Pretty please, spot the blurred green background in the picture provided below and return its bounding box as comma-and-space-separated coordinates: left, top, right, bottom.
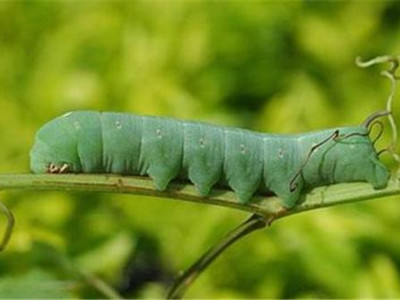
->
1, 0, 400, 298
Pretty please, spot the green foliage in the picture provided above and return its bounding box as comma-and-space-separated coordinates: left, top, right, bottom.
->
0, 0, 400, 298
0, 269, 72, 298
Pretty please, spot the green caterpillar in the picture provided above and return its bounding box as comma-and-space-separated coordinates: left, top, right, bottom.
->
30, 111, 389, 208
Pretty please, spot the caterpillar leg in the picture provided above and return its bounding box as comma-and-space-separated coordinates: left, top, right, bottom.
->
277, 185, 303, 209
149, 172, 173, 191
367, 155, 390, 189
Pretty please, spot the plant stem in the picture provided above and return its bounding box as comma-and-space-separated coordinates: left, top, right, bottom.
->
166, 214, 267, 299
0, 173, 399, 219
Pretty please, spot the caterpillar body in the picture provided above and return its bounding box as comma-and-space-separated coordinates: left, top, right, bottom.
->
30, 111, 389, 208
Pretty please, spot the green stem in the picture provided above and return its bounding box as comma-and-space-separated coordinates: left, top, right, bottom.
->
0, 173, 399, 218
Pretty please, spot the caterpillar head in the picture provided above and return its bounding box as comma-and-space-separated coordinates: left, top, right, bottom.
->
30, 114, 81, 174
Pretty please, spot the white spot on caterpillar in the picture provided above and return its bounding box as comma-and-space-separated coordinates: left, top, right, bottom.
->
240, 144, 246, 154
199, 138, 205, 148
74, 121, 80, 130
115, 120, 122, 129
156, 129, 162, 138
278, 148, 284, 158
